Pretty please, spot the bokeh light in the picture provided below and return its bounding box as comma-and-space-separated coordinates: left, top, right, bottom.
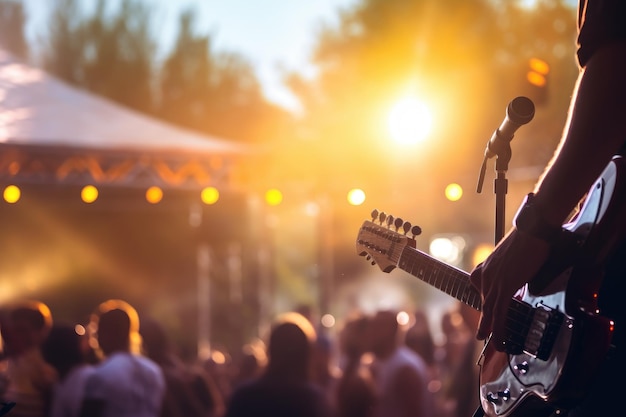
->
3, 185, 21, 203
265, 188, 283, 206
81, 185, 98, 203
320, 314, 336, 328
444, 183, 463, 201
146, 186, 163, 204
347, 188, 366, 206
201, 186, 220, 205
396, 311, 410, 326
429, 235, 466, 266
471, 243, 495, 268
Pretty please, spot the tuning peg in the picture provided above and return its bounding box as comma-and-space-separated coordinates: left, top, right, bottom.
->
386, 215, 394, 228
394, 217, 403, 231
379, 212, 387, 224
402, 221, 412, 235
371, 209, 379, 221
411, 225, 422, 237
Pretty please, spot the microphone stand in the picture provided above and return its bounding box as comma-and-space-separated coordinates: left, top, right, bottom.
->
476, 142, 511, 245
477, 96, 534, 245
473, 97, 532, 417
472, 147, 511, 417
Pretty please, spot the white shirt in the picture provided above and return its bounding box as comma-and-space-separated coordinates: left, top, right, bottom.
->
83, 352, 165, 417
372, 346, 433, 417
50, 365, 96, 417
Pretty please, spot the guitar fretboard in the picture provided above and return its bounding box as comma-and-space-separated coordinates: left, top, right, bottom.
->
398, 246, 482, 311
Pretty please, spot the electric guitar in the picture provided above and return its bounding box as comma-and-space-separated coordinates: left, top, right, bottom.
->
356, 155, 626, 416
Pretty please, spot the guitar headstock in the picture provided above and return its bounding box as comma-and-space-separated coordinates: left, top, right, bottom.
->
356, 209, 422, 272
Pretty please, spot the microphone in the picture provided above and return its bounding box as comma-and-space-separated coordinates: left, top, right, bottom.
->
484, 96, 535, 159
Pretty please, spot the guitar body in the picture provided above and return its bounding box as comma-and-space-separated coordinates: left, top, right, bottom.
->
356, 155, 626, 417
479, 287, 613, 417
479, 155, 626, 416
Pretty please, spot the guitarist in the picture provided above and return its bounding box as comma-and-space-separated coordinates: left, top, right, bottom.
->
469, 1, 626, 416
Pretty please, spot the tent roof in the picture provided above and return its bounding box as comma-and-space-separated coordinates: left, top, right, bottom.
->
0, 49, 244, 155
0, 49, 250, 190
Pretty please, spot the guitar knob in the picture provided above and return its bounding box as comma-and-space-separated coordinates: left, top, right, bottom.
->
486, 392, 499, 403
514, 361, 529, 375
498, 389, 511, 401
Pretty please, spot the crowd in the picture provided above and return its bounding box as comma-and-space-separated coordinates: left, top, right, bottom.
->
0, 298, 482, 417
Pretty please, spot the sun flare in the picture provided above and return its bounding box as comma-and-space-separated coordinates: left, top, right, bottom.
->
387, 97, 433, 145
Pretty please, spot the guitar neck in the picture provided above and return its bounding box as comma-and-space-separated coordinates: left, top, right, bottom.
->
398, 246, 482, 311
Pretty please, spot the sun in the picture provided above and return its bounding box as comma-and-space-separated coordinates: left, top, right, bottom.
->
387, 97, 433, 145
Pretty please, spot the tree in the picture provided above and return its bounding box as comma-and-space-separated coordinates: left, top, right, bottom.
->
41, 0, 86, 83
81, 0, 156, 114
0, 0, 28, 60
157, 9, 294, 144
42, 0, 156, 114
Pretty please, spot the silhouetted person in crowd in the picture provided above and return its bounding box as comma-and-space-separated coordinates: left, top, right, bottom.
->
0, 301, 57, 417
404, 309, 436, 378
140, 316, 224, 417
79, 299, 165, 417
311, 333, 341, 409
231, 340, 266, 390
368, 310, 433, 417
224, 312, 333, 417
335, 315, 377, 417
41, 323, 95, 417
437, 306, 479, 417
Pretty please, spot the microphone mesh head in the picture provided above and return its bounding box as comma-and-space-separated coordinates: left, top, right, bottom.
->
508, 96, 535, 125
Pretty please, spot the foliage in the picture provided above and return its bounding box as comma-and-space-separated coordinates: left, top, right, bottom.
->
42, 0, 155, 114
0, 0, 28, 60
156, 10, 294, 143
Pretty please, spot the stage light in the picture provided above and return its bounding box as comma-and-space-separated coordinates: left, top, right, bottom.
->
81, 185, 98, 203
265, 189, 283, 206
347, 188, 366, 206
3, 185, 20, 203
201, 187, 219, 205
146, 186, 163, 204
445, 183, 463, 201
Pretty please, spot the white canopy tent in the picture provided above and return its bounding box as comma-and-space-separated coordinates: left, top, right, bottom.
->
0, 48, 247, 189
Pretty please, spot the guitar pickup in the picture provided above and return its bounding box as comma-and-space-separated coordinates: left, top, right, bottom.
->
523, 303, 564, 361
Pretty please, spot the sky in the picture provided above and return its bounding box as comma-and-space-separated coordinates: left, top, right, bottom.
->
22, 0, 359, 112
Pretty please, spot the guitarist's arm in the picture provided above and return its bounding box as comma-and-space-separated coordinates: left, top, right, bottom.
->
470, 39, 626, 347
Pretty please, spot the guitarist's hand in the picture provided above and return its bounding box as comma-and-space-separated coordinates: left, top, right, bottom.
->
469, 228, 551, 348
